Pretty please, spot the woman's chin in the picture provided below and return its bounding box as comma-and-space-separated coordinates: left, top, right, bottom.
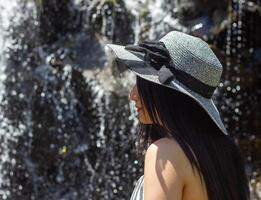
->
138, 117, 152, 124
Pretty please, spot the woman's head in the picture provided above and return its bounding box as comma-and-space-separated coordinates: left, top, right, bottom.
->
108, 31, 228, 135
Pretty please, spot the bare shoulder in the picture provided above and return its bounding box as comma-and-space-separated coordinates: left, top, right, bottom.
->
145, 137, 190, 178
146, 137, 182, 161
148, 137, 179, 149
143, 137, 189, 200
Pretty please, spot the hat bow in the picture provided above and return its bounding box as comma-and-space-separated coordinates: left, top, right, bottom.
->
125, 41, 175, 84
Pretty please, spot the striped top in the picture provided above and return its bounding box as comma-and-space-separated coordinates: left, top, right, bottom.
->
130, 175, 144, 200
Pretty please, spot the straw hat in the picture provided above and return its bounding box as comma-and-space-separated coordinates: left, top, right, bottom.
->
106, 31, 228, 135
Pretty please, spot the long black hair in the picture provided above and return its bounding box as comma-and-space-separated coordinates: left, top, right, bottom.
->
136, 75, 250, 200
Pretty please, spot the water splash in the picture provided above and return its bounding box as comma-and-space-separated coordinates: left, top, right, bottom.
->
125, 0, 171, 40
0, 0, 34, 198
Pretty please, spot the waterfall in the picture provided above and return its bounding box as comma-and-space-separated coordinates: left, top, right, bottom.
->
0, 1, 24, 199
124, 0, 173, 40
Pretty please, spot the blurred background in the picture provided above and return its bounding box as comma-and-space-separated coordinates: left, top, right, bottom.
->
0, 0, 260, 199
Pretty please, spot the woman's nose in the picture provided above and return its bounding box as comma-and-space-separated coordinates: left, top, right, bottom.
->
129, 85, 138, 101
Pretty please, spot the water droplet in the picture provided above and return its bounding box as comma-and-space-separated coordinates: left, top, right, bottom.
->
59, 146, 68, 154
11, 90, 17, 96
113, 189, 118, 193
18, 92, 24, 99
227, 86, 231, 91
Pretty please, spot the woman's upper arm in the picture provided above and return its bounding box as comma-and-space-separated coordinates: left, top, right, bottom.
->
144, 137, 186, 200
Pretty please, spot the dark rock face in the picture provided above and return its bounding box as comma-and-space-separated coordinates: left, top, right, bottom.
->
38, 0, 83, 44
88, 0, 135, 44
0, 0, 260, 199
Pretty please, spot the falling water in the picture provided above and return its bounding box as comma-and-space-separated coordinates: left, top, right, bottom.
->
222, 0, 261, 199
125, 0, 171, 41
0, 0, 142, 199
0, 1, 28, 199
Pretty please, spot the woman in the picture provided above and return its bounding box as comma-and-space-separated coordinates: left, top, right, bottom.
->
106, 31, 250, 200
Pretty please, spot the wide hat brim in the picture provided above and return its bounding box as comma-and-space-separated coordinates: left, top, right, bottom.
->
106, 44, 228, 135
